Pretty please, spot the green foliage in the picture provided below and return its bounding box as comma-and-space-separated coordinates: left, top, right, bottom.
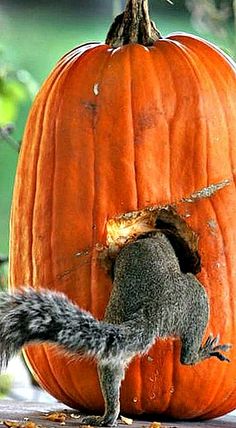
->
0, 372, 12, 398
0, 76, 26, 125
0, 259, 8, 291
0, 50, 39, 256
0, 51, 38, 126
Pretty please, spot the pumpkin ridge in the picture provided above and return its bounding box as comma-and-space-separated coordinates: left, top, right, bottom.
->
152, 40, 178, 122
43, 345, 79, 404
50, 61, 78, 292
203, 378, 236, 419
158, 40, 204, 199
45, 347, 86, 406
203, 59, 232, 188
48, 64, 80, 292
202, 195, 236, 417
206, 196, 234, 417
167, 339, 180, 415
90, 50, 114, 317
140, 356, 146, 414
60, 44, 105, 71
49, 45, 109, 310
32, 56, 79, 289
49, 102, 56, 291
24, 346, 71, 404
210, 64, 236, 192
123, 47, 141, 412
58, 42, 102, 64
164, 42, 181, 205
193, 196, 232, 418
169, 33, 236, 73
149, 45, 172, 202
148, 43, 172, 206
128, 44, 169, 208
169, 41, 232, 196
168, 34, 236, 191
206, 65, 236, 348
27, 65, 84, 403
90, 47, 121, 314
26, 100, 51, 287
9, 59, 67, 289
23, 53, 100, 407
128, 47, 139, 210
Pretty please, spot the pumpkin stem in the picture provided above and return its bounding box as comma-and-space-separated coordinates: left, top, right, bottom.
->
106, 0, 162, 48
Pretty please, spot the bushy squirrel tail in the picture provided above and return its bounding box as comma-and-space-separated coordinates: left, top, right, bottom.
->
0, 289, 139, 369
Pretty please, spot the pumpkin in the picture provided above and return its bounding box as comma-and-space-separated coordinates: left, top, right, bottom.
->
9, 0, 236, 420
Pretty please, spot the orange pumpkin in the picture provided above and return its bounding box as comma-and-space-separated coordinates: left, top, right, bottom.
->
9, 0, 236, 420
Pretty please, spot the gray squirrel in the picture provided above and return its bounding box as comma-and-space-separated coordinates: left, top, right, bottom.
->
0, 231, 231, 426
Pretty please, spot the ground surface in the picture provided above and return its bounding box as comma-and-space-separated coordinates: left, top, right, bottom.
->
0, 401, 235, 428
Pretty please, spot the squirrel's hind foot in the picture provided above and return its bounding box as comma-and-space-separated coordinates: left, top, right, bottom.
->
199, 334, 232, 362
80, 415, 117, 427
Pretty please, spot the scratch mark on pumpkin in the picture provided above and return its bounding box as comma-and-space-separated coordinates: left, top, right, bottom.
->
207, 219, 217, 229
207, 219, 218, 237
82, 100, 97, 112
182, 179, 231, 203
56, 269, 75, 281
75, 248, 90, 257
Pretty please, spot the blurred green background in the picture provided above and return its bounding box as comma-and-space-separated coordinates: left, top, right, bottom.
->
0, 0, 235, 259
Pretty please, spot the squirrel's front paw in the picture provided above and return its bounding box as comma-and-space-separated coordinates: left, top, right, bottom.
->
200, 334, 232, 362
80, 415, 117, 427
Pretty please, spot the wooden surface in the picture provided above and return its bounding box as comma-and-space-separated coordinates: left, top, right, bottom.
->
0, 402, 235, 428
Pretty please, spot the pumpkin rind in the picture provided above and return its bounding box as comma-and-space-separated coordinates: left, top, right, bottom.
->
10, 34, 236, 418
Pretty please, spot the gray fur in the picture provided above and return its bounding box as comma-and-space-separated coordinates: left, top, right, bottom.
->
0, 232, 231, 426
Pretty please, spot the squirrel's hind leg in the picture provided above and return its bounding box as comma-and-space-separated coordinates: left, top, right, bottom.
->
80, 361, 125, 426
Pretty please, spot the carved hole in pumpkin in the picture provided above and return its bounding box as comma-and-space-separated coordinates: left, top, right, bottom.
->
101, 206, 201, 278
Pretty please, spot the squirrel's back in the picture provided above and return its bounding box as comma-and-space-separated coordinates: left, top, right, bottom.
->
105, 233, 182, 324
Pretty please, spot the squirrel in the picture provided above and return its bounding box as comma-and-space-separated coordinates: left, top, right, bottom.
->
0, 231, 231, 426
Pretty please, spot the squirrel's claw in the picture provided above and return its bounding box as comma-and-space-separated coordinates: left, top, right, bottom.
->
200, 334, 232, 363
210, 351, 230, 362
